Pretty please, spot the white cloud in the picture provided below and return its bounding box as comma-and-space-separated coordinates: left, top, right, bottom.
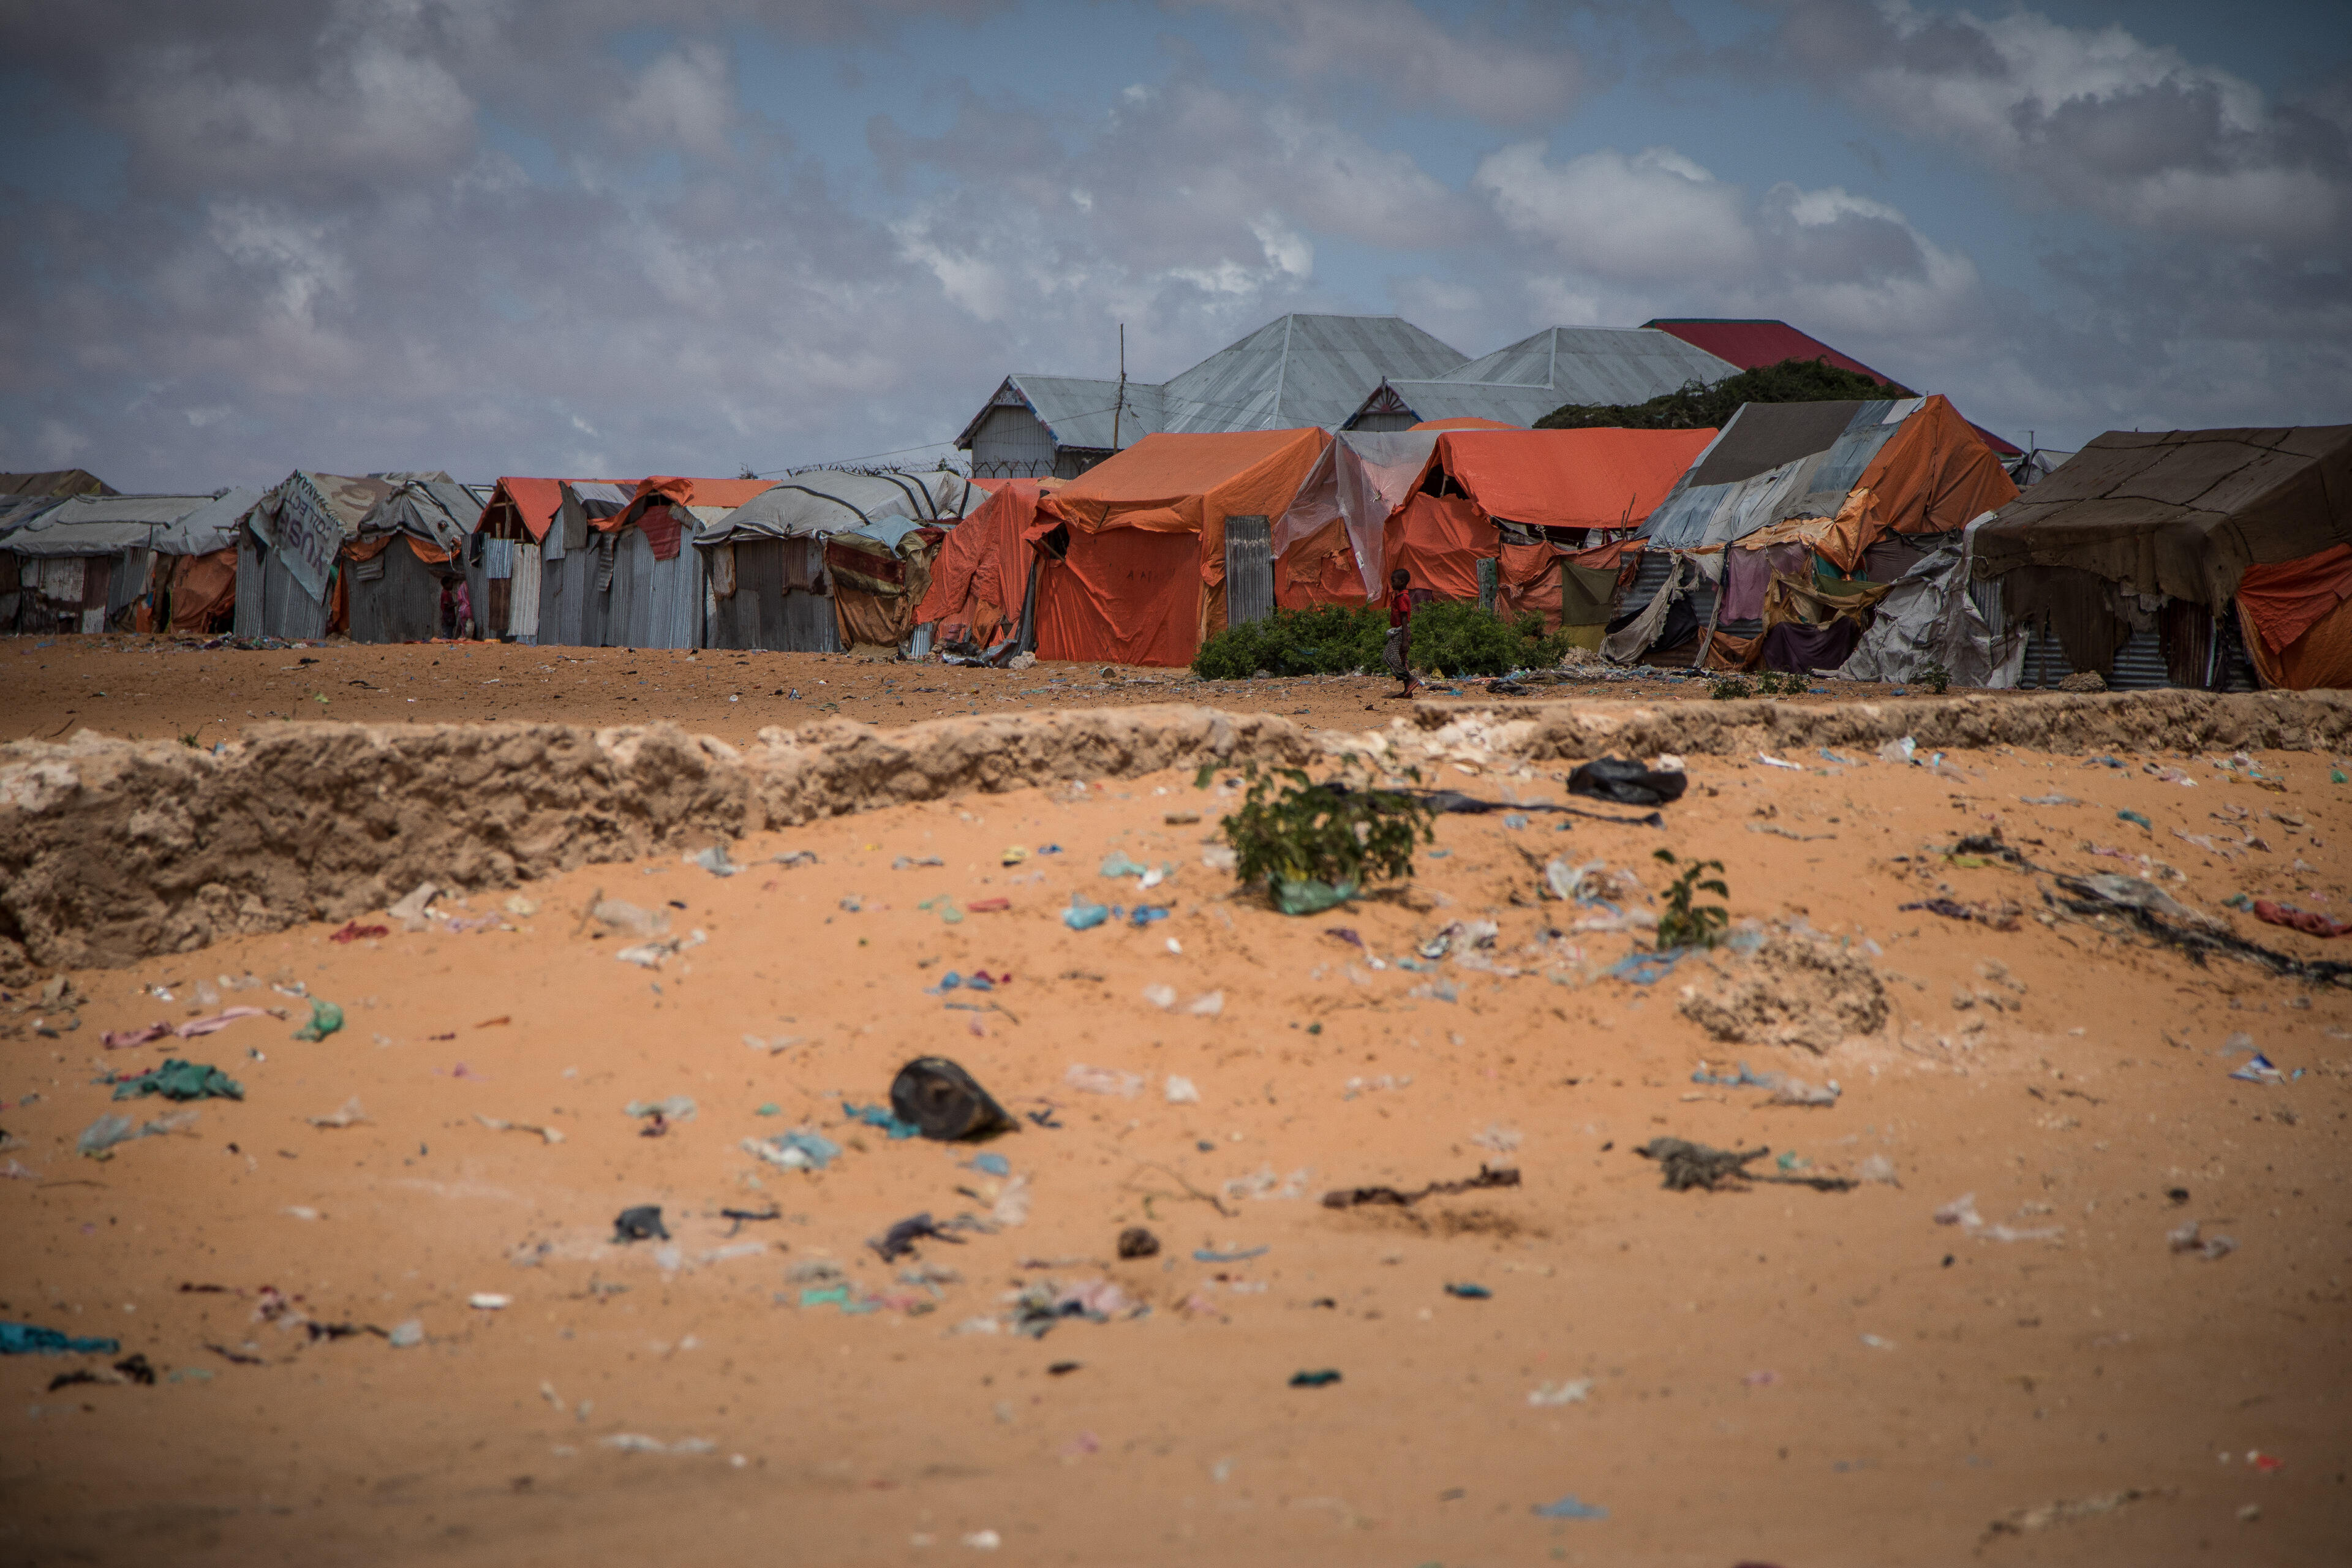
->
1782, 1, 2350, 249
1475, 143, 1760, 281
611, 42, 738, 162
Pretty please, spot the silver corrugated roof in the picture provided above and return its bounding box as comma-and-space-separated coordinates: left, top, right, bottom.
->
968, 376, 1166, 454
1345, 327, 1741, 429
14, 492, 219, 530
153, 488, 265, 555
1161, 314, 1466, 433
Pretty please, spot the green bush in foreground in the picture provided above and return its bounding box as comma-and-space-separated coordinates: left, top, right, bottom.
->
1192, 600, 1575, 680
1218, 763, 1436, 899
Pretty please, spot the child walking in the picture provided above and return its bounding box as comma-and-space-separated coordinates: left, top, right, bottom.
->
1384, 567, 1420, 698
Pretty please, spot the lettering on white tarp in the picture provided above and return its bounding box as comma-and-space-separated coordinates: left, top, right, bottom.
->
275, 484, 341, 603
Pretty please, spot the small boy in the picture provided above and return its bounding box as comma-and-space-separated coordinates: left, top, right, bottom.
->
1383, 567, 1420, 698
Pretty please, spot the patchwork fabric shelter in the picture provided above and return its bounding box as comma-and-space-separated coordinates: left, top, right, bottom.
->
1, 493, 223, 634
1031, 428, 1330, 665
151, 489, 264, 633
702, 470, 975, 652
1972, 424, 2352, 688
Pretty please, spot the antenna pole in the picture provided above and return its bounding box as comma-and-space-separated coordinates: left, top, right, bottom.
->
1112, 323, 1126, 451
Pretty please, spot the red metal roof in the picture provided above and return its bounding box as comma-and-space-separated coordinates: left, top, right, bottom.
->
1641, 319, 2019, 456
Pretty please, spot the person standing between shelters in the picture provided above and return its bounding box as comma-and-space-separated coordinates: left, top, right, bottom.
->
1384, 567, 1420, 698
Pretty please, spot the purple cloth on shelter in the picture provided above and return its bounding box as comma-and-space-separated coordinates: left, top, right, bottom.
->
1758, 617, 1860, 674
1722, 543, 1811, 622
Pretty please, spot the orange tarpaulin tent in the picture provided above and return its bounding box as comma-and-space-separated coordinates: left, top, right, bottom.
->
916, 479, 1057, 647
1382, 428, 1711, 624
1033, 428, 1329, 663
1815, 394, 2019, 571
2238, 543, 2352, 690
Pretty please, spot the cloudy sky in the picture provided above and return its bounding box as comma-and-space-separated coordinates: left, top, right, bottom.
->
2, 0, 2346, 491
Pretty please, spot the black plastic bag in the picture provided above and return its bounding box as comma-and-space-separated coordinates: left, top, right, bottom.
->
1568, 756, 1687, 807
613, 1204, 669, 1242
889, 1056, 1014, 1141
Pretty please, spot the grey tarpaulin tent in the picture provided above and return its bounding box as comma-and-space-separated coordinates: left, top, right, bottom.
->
699, 469, 975, 652
2, 493, 221, 634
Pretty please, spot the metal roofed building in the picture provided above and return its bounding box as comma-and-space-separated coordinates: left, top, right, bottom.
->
1345, 326, 1741, 431
1, 492, 226, 633
958, 313, 1466, 479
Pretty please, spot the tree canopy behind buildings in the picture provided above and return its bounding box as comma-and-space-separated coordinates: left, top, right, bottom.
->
1535, 358, 1912, 431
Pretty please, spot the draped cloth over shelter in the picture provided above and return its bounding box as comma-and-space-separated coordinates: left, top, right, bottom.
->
1811, 394, 2020, 571
1034, 428, 1329, 663
2237, 544, 2352, 690
702, 470, 972, 653
916, 479, 1058, 647
1272, 431, 1437, 607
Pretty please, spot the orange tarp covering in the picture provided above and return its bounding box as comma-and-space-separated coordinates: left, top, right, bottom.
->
487, 478, 569, 543
1036, 428, 1329, 660
1276, 517, 1367, 609
916, 480, 1050, 644
1384, 494, 1490, 603
167, 549, 237, 632
2239, 545, 2352, 690
1421, 428, 1718, 530
1031, 526, 1202, 668
345, 535, 455, 567
601, 476, 778, 530
1817, 394, 2019, 571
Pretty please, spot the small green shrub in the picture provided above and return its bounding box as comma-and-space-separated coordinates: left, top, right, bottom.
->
1218, 764, 1436, 895
1192, 605, 1385, 680
1920, 659, 1951, 695
1652, 848, 1730, 949
1708, 674, 1751, 700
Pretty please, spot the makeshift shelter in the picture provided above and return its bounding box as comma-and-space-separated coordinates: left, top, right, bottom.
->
1610, 395, 2018, 669
1346, 326, 1739, 431
1838, 521, 2026, 688
566, 477, 774, 650
1374, 428, 1716, 642
151, 489, 263, 633
468, 478, 635, 647
1031, 428, 1330, 665
915, 478, 1065, 657
1272, 431, 1439, 609
699, 469, 976, 652
237, 473, 401, 641
1972, 424, 2352, 690
2, 493, 221, 634
0, 497, 60, 628
347, 480, 488, 643
0, 469, 113, 498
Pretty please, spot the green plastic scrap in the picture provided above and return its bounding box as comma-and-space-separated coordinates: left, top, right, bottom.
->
2117, 809, 2152, 831
1273, 878, 1357, 916
2335, 769, 2348, 785
111, 1058, 243, 1102
292, 999, 344, 1041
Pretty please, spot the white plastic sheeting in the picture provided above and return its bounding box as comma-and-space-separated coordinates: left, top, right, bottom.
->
1273, 430, 1439, 600
1836, 522, 2024, 688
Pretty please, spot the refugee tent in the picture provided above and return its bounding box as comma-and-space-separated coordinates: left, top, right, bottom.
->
236, 473, 402, 641
1608, 395, 2017, 671
347, 479, 489, 644
1029, 428, 1330, 666
700, 469, 976, 652
574, 477, 775, 650
0, 497, 61, 628
1271, 431, 1439, 609
470, 477, 635, 646
151, 488, 264, 633
1972, 424, 2351, 690
915, 478, 1066, 658
1371, 427, 1716, 644
1, 493, 222, 634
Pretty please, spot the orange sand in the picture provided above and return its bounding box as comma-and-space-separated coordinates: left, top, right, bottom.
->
3, 703, 2351, 1564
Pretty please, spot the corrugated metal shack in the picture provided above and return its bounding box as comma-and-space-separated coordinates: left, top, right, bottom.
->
568, 477, 775, 650
347, 479, 489, 643
1, 493, 222, 634
236, 472, 400, 641
701, 469, 976, 652
468, 478, 635, 646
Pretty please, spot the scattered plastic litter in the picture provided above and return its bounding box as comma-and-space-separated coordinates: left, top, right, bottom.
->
743, 1127, 840, 1170
1273, 878, 1357, 916
1638, 1137, 1856, 1193
1934, 1193, 2064, 1243
1, 1322, 124, 1355
1288, 1369, 1341, 1388
111, 1059, 243, 1102
1531, 1494, 1607, 1520
387, 1320, 423, 1348
1757, 752, 1801, 770
2250, 900, 2352, 938
1444, 1283, 1491, 1300
1321, 1166, 1518, 1208
1066, 1064, 1144, 1098
1063, 897, 1110, 930
1528, 1379, 1592, 1406
613, 1205, 669, 1242
328, 921, 390, 943
843, 1101, 922, 1139
1877, 736, 1917, 764
600, 1434, 717, 1455
624, 1095, 697, 1125
306, 1096, 367, 1129
1129, 904, 1170, 927
77, 1109, 198, 1158
870, 1212, 962, 1263
2168, 1220, 2237, 1260
469, 1293, 510, 1310
687, 844, 740, 876
2229, 1053, 2286, 1085
1690, 1060, 1841, 1106
1607, 949, 1683, 986
1569, 755, 1686, 806
1164, 1075, 1201, 1104
1099, 852, 1149, 878
1194, 1246, 1268, 1264
2118, 809, 2152, 831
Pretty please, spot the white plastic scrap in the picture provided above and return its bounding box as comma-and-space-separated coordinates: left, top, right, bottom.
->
1065, 1064, 1143, 1098
1186, 990, 1226, 1018
1141, 984, 1177, 1010
387, 883, 438, 922
1528, 1379, 1593, 1406
600, 1434, 717, 1455
469, 1292, 512, 1310
1164, 1076, 1202, 1105
1932, 1193, 2063, 1244
1222, 1165, 1311, 1201
2168, 1219, 2238, 1260
686, 844, 741, 877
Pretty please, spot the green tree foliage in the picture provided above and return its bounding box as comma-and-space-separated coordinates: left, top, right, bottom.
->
1536, 358, 1910, 432
1652, 848, 1730, 949
1191, 601, 1577, 680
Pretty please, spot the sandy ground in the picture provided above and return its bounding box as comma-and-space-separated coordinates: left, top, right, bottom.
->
2, 633, 1970, 751
3, 708, 2351, 1567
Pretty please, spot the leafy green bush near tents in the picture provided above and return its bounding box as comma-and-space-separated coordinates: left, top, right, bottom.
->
1191, 600, 1577, 680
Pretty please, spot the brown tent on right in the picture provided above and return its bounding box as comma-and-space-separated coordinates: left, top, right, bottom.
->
1971, 425, 2352, 690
